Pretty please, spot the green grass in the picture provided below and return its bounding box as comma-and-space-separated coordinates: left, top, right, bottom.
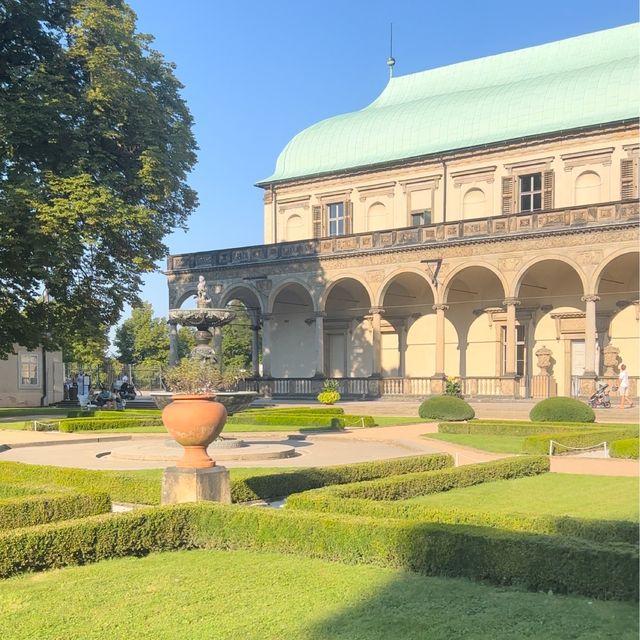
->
0, 549, 635, 640
0, 408, 68, 417
369, 416, 420, 427
425, 432, 526, 453
405, 473, 640, 521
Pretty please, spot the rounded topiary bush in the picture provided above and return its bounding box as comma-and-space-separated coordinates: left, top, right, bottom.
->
529, 397, 595, 423
419, 396, 475, 421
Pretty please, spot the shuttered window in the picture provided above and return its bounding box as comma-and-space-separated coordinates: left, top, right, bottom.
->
344, 201, 353, 234
327, 202, 345, 236
621, 158, 638, 200
312, 205, 323, 238
542, 170, 554, 210
501, 176, 516, 214
519, 173, 542, 212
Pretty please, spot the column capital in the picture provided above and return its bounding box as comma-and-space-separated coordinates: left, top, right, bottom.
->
581, 294, 600, 303
314, 311, 327, 318
502, 298, 521, 307
432, 303, 449, 312
261, 313, 273, 321
368, 306, 385, 315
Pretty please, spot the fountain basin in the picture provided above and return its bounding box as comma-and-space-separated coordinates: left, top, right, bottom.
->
168, 308, 235, 328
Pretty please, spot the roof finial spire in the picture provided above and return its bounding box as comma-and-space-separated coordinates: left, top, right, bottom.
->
387, 22, 396, 78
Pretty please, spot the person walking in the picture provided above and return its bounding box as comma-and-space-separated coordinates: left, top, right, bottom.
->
618, 364, 633, 409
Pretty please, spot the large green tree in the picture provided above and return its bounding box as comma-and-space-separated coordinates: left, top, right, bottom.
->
0, 0, 197, 357
114, 301, 193, 367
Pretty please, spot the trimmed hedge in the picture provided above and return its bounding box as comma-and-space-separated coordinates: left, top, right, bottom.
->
530, 397, 595, 423
523, 428, 639, 455
326, 456, 549, 502
0, 491, 111, 530
230, 454, 452, 502
0, 504, 636, 600
419, 396, 475, 421
59, 417, 164, 432
240, 407, 345, 416
286, 493, 639, 545
438, 421, 604, 436
226, 414, 375, 428
610, 438, 640, 459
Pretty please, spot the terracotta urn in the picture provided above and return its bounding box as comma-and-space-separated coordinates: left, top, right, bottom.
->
161, 395, 227, 469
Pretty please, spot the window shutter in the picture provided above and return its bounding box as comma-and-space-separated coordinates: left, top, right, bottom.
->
501, 176, 516, 214
621, 158, 638, 200
312, 205, 322, 238
542, 170, 554, 210
344, 201, 353, 235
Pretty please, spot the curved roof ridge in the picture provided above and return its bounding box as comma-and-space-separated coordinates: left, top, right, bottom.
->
259, 23, 640, 185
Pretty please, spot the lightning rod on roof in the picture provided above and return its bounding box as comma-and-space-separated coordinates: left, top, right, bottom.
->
387, 23, 396, 78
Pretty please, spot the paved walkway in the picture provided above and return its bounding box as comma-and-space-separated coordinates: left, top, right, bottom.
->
0, 420, 637, 476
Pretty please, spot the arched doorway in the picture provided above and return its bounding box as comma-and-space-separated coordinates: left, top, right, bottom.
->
515, 259, 585, 396
323, 278, 373, 377
380, 272, 435, 378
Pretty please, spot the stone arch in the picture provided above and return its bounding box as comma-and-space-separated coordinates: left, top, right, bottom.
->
377, 267, 437, 308
512, 256, 588, 299
574, 170, 602, 206
593, 248, 640, 294
175, 289, 198, 309
268, 278, 316, 314
462, 187, 486, 219
320, 275, 374, 312
442, 261, 508, 305
220, 283, 265, 314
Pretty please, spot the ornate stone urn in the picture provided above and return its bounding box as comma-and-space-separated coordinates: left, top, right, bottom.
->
535, 345, 553, 375
161, 394, 227, 469
602, 344, 620, 376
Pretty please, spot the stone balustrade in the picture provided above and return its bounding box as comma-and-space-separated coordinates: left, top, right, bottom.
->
167, 201, 638, 272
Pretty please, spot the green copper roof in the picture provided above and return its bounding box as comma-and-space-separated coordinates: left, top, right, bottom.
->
259, 24, 640, 185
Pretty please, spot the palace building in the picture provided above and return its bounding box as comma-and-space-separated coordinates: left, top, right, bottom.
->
167, 24, 640, 400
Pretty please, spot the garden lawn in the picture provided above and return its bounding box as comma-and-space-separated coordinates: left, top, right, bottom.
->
425, 432, 526, 453
0, 549, 635, 640
405, 473, 639, 521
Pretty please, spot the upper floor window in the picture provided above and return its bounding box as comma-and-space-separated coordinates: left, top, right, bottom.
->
519, 173, 542, 212
19, 352, 39, 387
327, 202, 345, 236
410, 210, 431, 226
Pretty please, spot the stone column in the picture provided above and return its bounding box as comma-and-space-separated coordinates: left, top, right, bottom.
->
168, 321, 179, 366
261, 313, 273, 378
581, 294, 600, 378
398, 322, 408, 378
369, 307, 384, 378
314, 312, 326, 378
503, 298, 521, 376
250, 324, 261, 377
432, 304, 448, 378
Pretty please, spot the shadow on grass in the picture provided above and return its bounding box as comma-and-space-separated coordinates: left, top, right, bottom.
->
302, 571, 639, 640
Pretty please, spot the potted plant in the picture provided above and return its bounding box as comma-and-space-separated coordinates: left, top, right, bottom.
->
317, 378, 341, 405
161, 359, 236, 469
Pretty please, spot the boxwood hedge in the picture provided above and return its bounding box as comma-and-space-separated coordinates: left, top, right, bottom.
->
419, 396, 475, 421
226, 414, 375, 428
286, 493, 638, 545
325, 456, 549, 501
59, 417, 164, 432
0, 504, 635, 600
0, 491, 111, 530
610, 438, 640, 459
530, 397, 596, 423
438, 421, 604, 436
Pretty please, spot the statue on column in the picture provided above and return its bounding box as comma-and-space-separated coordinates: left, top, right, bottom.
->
196, 275, 212, 308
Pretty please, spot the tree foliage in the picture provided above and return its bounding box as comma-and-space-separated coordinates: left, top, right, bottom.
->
0, 0, 197, 357
222, 301, 254, 371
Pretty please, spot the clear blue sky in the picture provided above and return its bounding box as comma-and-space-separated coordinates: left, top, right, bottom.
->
125, 0, 638, 322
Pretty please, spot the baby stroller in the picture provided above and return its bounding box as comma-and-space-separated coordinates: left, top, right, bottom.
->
588, 383, 612, 408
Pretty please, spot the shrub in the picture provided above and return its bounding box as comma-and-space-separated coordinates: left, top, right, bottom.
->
286, 493, 639, 545
0, 504, 635, 600
529, 397, 595, 423
0, 491, 111, 530
419, 396, 475, 421
241, 407, 345, 416
523, 428, 639, 455
66, 409, 96, 418
317, 379, 341, 405
328, 456, 549, 501
444, 376, 462, 397
226, 414, 375, 429
59, 417, 164, 432
610, 438, 639, 459
230, 453, 452, 502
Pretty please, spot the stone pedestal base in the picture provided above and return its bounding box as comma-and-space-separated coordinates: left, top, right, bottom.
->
579, 375, 598, 398
161, 465, 231, 505
531, 375, 557, 399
